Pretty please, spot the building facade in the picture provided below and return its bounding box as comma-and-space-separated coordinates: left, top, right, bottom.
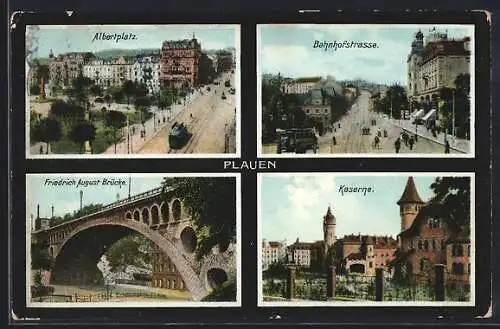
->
131, 55, 161, 94
160, 36, 202, 89
262, 239, 287, 270
49, 51, 95, 87
397, 176, 471, 284
407, 28, 471, 104
282, 77, 322, 95
151, 245, 187, 290
215, 50, 234, 73
335, 234, 398, 276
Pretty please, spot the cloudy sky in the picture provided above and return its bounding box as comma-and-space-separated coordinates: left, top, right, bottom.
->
26, 174, 168, 222
258, 24, 473, 85
27, 24, 238, 59
260, 174, 442, 243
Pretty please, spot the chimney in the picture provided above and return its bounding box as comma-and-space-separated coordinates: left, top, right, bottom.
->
51, 205, 54, 218
37, 204, 40, 219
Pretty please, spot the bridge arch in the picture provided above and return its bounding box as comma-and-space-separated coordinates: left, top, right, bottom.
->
160, 202, 169, 223
172, 199, 182, 221
51, 217, 207, 300
150, 204, 160, 225
141, 207, 150, 225
125, 211, 132, 220
133, 209, 140, 221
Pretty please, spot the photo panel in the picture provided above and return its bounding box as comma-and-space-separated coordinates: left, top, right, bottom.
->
257, 24, 475, 158
25, 24, 241, 158
258, 172, 475, 307
25, 173, 241, 307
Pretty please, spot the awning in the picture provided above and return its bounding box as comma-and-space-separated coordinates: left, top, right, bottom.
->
422, 109, 436, 121
411, 109, 425, 119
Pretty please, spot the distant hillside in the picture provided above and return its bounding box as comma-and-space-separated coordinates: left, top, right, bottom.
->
31, 47, 231, 64
94, 48, 160, 59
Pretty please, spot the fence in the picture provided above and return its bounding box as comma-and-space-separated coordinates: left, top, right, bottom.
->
262, 264, 470, 302
36, 291, 171, 302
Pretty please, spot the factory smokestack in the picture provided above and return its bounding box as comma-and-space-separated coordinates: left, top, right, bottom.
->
51, 205, 54, 218
80, 190, 83, 211
37, 204, 40, 219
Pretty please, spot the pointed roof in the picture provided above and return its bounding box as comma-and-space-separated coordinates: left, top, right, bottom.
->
397, 176, 424, 205
323, 205, 336, 225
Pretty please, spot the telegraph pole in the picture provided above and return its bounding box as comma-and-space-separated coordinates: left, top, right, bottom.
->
79, 190, 83, 212
452, 88, 456, 143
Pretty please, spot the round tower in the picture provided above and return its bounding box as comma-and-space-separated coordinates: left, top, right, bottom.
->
323, 205, 336, 250
397, 176, 425, 231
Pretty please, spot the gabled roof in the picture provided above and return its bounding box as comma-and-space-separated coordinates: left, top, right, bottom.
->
397, 177, 424, 205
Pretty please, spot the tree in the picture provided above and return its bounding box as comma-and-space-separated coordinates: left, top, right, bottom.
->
90, 84, 103, 97
157, 89, 173, 111
66, 75, 94, 106
31, 117, 62, 154
34, 61, 49, 99
122, 80, 136, 106
105, 235, 153, 270
104, 110, 127, 154
453, 74, 471, 138
30, 84, 41, 95
112, 90, 124, 104
429, 176, 470, 234
69, 121, 97, 153
49, 100, 85, 126
161, 177, 236, 260
134, 96, 151, 122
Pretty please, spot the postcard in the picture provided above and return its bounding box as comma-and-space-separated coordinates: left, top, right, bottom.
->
258, 172, 474, 306
26, 24, 241, 158
26, 173, 241, 307
257, 24, 475, 157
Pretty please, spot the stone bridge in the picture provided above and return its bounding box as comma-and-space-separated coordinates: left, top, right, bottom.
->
31, 186, 237, 301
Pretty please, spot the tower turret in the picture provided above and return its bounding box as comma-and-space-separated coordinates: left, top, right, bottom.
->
323, 205, 336, 252
397, 177, 425, 230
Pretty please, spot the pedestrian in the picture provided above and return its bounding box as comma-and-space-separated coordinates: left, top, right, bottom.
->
374, 135, 380, 149
163, 116, 166, 123
338, 123, 341, 128
39, 144, 43, 154
408, 136, 414, 150
445, 140, 450, 154
395, 138, 401, 154
414, 134, 418, 142
384, 129, 388, 138
332, 136, 337, 146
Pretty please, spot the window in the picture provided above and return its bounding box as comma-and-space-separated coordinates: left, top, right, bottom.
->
418, 240, 423, 250
452, 263, 464, 274
432, 240, 436, 250
369, 262, 373, 268
424, 240, 429, 251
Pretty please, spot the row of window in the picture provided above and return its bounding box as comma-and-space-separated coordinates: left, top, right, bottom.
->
411, 238, 444, 251
451, 262, 470, 274
153, 278, 184, 290
305, 108, 329, 115
451, 244, 471, 257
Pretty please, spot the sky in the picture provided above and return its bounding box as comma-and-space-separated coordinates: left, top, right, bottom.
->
259, 24, 473, 85
27, 174, 166, 221
260, 174, 443, 243
26, 24, 238, 59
